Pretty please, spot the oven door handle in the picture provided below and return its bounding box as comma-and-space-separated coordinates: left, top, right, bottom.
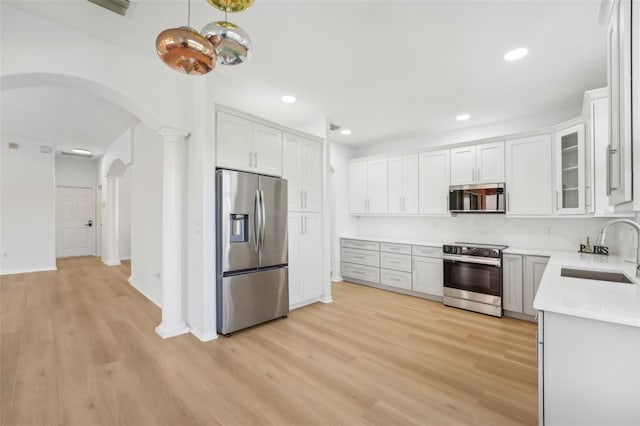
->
443, 254, 501, 267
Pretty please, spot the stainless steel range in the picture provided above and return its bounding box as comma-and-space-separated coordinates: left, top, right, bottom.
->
442, 242, 508, 317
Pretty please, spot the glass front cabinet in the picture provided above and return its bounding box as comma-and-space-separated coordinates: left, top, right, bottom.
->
555, 123, 586, 214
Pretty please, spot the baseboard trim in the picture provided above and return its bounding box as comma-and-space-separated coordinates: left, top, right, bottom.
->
290, 297, 322, 310
331, 275, 344, 282
320, 296, 333, 303
190, 327, 219, 342
0, 266, 57, 276
102, 258, 121, 266
119, 257, 131, 261
128, 277, 161, 308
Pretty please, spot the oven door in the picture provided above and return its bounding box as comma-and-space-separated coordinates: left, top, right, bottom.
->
443, 256, 502, 297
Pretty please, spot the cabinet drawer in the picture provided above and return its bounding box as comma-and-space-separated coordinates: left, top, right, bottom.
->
341, 248, 380, 267
412, 245, 443, 258
341, 239, 379, 251
341, 262, 380, 284
380, 242, 411, 255
380, 252, 411, 272
380, 269, 412, 290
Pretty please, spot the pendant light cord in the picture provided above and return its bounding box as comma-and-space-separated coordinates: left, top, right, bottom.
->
187, 0, 191, 28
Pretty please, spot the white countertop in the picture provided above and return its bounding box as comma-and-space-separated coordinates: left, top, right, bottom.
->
533, 251, 640, 328
340, 235, 446, 247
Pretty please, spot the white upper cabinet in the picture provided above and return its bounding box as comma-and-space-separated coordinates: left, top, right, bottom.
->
216, 111, 282, 176
450, 146, 475, 185
450, 141, 504, 185
388, 154, 419, 214
282, 133, 322, 212
252, 124, 283, 176
349, 158, 388, 214
505, 135, 553, 215
216, 112, 253, 172
554, 124, 586, 214
606, 0, 633, 206
418, 149, 450, 215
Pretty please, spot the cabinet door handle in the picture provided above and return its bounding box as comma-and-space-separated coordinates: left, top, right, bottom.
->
477, 167, 481, 182
472, 168, 475, 182
300, 190, 304, 209
607, 144, 619, 193
304, 216, 308, 234
253, 152, 258, 168
304, 191, 308, 209
300, 216, 304, 234
249, 151, 253, 167
556, 190, 560, 210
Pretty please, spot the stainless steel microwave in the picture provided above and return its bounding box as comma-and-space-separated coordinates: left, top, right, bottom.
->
449, 183, 505, 213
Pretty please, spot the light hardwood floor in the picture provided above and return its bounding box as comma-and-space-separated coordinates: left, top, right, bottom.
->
1, 256, 537, 425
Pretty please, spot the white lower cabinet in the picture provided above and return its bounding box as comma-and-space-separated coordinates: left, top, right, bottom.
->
380, 269, 412, 290
411, 245, 443, 297
502, 253, 548, 319
341, 238, 444, 298
540, 311, 640, 426
288, 213, 322, 307
523, 256, 549, 316
502, 254, 523, 313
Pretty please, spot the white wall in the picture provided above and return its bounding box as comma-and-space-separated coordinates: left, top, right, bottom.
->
330, 141, 358, 280
118, 165, 131, 260
0, 136, 56, 274
354, 107, 578, 158
129, 123, 163, 306
1, 3, 188, 131
55, 157, 98, 188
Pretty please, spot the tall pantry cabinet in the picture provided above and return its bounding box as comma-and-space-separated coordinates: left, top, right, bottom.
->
282, 133, 324, 308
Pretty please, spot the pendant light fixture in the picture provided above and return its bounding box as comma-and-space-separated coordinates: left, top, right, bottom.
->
156, 0, 216, 75
202, 0, 253, 66
201, 19, 252, 65
205, 0, 253, 13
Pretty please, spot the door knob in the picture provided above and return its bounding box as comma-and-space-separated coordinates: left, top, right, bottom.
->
85, 220, 93, 227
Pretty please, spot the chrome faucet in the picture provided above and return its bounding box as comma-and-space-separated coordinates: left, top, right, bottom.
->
595, 218, 640, 278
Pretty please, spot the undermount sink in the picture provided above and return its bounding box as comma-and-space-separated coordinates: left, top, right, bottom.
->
561, 267, 634, 284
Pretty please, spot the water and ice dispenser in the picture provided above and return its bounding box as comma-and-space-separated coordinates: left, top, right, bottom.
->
230, 214, 248, 242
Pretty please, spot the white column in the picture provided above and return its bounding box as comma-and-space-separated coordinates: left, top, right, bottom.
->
102, 176, 121, 266
156, 128, 190, 339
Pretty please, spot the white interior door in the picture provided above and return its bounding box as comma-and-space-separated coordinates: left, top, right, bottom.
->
57, 187, 95, 257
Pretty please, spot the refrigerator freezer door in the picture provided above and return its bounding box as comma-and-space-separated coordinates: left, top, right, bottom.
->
218, 267, 289, 335
217, 169, 260, 273
259, 175, 288, 268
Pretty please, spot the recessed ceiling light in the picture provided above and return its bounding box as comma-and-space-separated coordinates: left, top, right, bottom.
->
456, 114, 470, 121
71, 148, 92, 155
281, 95, 296, 104
340, 129, 352, 135
504, 47, 529, 61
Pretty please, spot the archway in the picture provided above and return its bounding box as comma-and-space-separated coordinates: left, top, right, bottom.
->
1, 72, 192, 339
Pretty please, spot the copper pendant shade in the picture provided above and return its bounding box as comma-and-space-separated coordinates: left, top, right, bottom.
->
156, 27, 216, 75
206, 0, 253, 13
201, 21, 252, 65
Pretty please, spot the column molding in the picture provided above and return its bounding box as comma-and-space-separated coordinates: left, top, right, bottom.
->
155, 127, 191, 339
102, 176, 121, 267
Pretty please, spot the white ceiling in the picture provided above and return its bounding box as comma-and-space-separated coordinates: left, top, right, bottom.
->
2, 0, 606, 152
1, 86, 139, 157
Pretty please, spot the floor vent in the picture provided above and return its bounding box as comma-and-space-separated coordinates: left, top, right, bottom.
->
8, 142, 19, 150
87, 0, 130, 16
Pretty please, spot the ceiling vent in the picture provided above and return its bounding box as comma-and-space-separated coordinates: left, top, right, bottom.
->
8, 142, 19, 150
329, 123, 341, 131
61, 151, 94, 159
87, 0, 130, 16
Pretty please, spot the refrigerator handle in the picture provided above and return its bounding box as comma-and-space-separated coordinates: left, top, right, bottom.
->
253, 189, 260, 252
259, 189, 266, 252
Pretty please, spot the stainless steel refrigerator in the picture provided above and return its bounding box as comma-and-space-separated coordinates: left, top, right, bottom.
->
216, 169, 289, 335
